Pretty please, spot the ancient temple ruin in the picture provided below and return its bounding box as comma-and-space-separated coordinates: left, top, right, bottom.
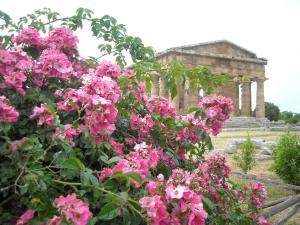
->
151, 40, 268, 126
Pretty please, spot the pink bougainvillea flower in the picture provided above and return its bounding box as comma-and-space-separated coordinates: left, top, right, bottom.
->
12, 28, 44, 47
47, 216, 62, 225
139, 195, 170, 224
30, 104, 54, 128
37, 49, 73, 80
45, 27, 78, 52
146, 97, 177, 118
96, 60, 121, 78
0, 95, 19, 123
257, 216, 272, 225
0, 49, 32, 95
10, 137, 27, 152
99, 142, 160, 183
54, 193, 92, 225
16, 209, 35, 225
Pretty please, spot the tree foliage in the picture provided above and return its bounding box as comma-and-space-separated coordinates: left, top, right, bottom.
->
233, 135, 257, 174
280, 111, 300, 124
272, 133, 300, 185
265, 102, 280, 121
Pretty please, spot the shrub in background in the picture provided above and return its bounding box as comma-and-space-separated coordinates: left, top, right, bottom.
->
265, 102, 280, 121
280, 111, 300, 124
272, 133, 300, 185
233, 135, 257, 174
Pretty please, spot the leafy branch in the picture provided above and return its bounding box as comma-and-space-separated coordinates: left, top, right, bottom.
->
0, 8, 154, 66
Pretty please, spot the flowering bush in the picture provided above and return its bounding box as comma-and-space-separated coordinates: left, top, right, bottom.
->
0, 8, 271, 225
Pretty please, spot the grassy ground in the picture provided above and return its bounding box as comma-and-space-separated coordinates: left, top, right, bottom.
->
211, 130, 300, 225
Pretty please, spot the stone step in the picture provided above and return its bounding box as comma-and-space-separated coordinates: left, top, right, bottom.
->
224, 117, 270, 128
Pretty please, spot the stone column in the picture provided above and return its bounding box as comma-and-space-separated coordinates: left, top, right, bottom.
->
234, 83, 241, 116
151, 74, 159, 97
178, 81, 185, 114
256, 78, 265, 118
188, 88, 199, 108
159, 77, 168, 99
183, 81, 190, 114
241, 82, 251, 117
171, 80, 182, 114
233, 83, 240, 116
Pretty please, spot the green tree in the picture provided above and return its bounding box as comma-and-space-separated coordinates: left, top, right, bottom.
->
272, 133, 300, 185
233, 135, 257, 174
264, 102, 280, 121
280, 111, 299, 124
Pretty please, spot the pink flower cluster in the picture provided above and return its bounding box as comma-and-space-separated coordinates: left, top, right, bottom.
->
96, 60, 121, 78
244, 182, 267, 208
99, 142, 159, 183
198, 95, 234, 135
138, 152, 244, 225
257, 216, 272, 225
140, 168, 208, 225
139, 195, 170, 225
16, 209, 34, 225
0, 49, 32, 95
0, 95, 19, 123
53, 193, 92, 225
45, 27, 78, 52
47, 216, 62, 225
176, 114, 206, 144
10, 137, 27, 152
36, 49, 73, 80
13, 27, 78, 53
57, 71, 121, 142
145, 97, 177, 118
30, 104, 54, 128
12, 28, 44, 47
130, 113, 154, 139
53, 124, 81, 146
109, 139, 124, 156
205, 152, 231, 188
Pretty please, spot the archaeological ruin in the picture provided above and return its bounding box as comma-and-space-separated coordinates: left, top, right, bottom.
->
151, 40, 269, 127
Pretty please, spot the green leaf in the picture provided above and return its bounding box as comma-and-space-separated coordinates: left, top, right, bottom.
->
100, 155, 109, 164
98, 203, 120, 220
89, 174, 99, 186
125, 172, 143, 185
203, 197, 216, 211
107, 156, 120, 164
188, 107, 199, 114
61, 157, 85, 171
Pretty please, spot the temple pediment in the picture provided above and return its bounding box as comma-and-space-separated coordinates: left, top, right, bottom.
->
167, 40, 259, 59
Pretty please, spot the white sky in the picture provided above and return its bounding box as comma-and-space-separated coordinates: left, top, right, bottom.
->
2, 0, 300, 112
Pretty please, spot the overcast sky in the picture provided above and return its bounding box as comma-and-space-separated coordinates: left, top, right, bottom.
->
2, 0, 300, 112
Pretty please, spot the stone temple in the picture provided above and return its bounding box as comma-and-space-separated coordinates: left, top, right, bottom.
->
151, 40, 269, 127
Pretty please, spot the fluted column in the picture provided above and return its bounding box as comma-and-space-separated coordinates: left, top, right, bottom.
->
151, 74, 159, 97
183, 81, 200, 114
233, 83, 240, 116
183, 81, 190, 114
159, 77, 168, 99
241, 82, 251, 117
178, 81, 185, 114
188, 88, 200, 108
256, 78, 265, 118
171, 80, 182, 114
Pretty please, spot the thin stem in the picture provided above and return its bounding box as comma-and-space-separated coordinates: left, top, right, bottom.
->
0, 195, 14, 207
0, 184, 14, 192
32, 142, 57, 164
14, 158, 29, 193
53, 179, 139, 204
